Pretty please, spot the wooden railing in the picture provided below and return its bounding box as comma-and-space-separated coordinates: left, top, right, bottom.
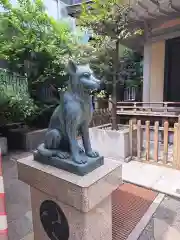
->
129, 119, 180, 169
117, 102, 180, 117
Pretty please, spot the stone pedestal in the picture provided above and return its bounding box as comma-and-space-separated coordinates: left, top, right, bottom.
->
17, 156, 122, 240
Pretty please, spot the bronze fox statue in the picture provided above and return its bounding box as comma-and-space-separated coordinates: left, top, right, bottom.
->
37, 60, 102, 164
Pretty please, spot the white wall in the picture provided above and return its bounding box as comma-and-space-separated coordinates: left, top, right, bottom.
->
142, 41, 165, 102
142, 43, 151, 102
150, 41, 165, 102
44, 0, 59, 19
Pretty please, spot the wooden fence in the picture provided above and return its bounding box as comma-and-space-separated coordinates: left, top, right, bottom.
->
0, 68, 28, 94
129, 119, 180, 169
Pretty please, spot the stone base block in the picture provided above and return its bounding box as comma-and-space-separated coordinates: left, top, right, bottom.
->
17, 156, 122, 240
31, 187, 112, 240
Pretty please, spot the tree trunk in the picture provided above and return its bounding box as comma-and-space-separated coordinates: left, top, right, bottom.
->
111, 40, 119, 130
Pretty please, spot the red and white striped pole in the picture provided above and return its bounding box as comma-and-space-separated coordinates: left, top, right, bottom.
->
0, 149, 8, 239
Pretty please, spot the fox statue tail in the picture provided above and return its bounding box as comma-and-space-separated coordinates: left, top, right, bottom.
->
36, 143, 58, 157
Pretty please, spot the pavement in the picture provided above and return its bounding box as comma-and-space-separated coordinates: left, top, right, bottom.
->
139, 196, 180, 240
122, 160, 180, 198
3, 151, 180, 239
2, 152, 33, 240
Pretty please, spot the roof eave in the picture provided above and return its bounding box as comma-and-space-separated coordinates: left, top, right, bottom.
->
67, 0, 92, 17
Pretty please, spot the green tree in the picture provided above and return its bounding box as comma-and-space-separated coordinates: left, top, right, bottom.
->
0, 83, 38, 124
0, 0, 93, 126
121, 48, 143, 87
0, 0, 88, 98
79, 0, 142, 129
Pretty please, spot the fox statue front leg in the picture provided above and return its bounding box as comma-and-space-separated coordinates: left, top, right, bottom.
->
66, 123, 87, 164
81, 123, 99, 158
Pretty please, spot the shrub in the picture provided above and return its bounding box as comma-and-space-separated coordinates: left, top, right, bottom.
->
0, 84, 38, 124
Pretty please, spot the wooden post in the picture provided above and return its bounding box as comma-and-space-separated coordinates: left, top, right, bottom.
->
132, 119, 137, 156
137, 120, 141, 159
163, 121, 169, 165
108, 96, 112, 111
129, 120, 133, 159
161, 118, 167, 144
173, 123, 178, 168
178, 118, 180, 169
164, 102, 168, 113
154, 121, 159, 162
178, 115, 180, 123
174, 122, 180, 169
145, 121, 150, 161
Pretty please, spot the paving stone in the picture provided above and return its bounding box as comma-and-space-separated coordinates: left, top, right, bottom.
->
123, 161, 163, 188
25, 211, 32, 223
138, 219, 155, 240
2, 158, 18, 181
6, 202, 29, 223
138, 196, 180, 240
20, 232, 34, 240
8, 215, 33, 240
5, 179, 31, 206
2, 152, 33, 240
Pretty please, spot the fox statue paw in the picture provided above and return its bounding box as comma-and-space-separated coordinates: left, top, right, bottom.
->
56, 152, 70, 159
72, 155, 87, 164
86, 150, 99, 158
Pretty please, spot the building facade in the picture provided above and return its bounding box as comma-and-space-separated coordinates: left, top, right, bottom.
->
68, 0, 180, 103
126, 0, 180, 103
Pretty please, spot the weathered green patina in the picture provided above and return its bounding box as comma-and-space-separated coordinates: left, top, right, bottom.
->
34, 60, 104, 175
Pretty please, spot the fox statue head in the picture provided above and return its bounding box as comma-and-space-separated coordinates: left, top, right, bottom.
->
67, 60, 103, 95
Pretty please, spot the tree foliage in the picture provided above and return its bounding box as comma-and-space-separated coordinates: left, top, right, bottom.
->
79, 0, 143, 129
0, 80, 38, 124
0, 0, 90, 95
0, 0, 94, 125
80, 0, 142, 39
122, 48, 143, 86
79, 0, 142, 78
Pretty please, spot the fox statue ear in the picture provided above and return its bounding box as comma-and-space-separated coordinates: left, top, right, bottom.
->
67, 60, 77, 75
